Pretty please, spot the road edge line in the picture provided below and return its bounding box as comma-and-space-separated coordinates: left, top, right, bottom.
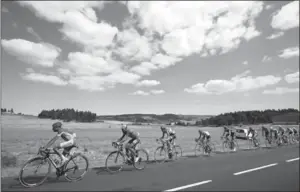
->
286, 157, 299, 162
233, 163, 278, 176
164, 180, 212, 192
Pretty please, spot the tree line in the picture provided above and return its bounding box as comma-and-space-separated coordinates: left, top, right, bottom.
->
38, 108, 97, 122
1, 108, 14, 113
196, 108, 299, 126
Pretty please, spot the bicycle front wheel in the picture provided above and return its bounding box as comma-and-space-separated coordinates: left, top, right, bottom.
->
133, 149, 149, 170
105, 151, 125, 174
64, 153, 89, 182
19, 156, 51, 188
154, 146, 167, 163
173, 145, 183, 159
222, 141, 229, 152
194, 143, 203, 156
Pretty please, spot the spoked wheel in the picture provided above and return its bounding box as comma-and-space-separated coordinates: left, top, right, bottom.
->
206, 142, 216, 156
64, 153, 89, 182
133, 149, 149, 170
19, 157, 51, 188
194, 143, 203, 156
173, 145, 183, 159
222, 141, 231, 153
154, 146, 167, 163
105, 151, 126, 174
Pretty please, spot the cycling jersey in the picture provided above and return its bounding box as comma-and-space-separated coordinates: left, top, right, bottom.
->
57, 128, 76, 148
247, 129, 257, 138
278, 126, 285, 135
292, 127, 298, 134
287, 127, 293, 134
122, 128, 139, 139
161, 127, 174, 139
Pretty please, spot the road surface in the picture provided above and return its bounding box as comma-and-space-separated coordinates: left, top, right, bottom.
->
2, 145, 299, 191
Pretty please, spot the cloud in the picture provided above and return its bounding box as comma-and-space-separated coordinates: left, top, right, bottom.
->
130, 62, 158, 76
262, 55, 272, 62
284, 71, 299, 84
265, 4, 274, 10
242, 61, 248, 65
271, 1, 299, 31
266, 31, 284, 40
18, 2, 118, 50
130, 90, 150, 96
125, 2, 264, 58
278, 47, 299, 59
150, 90, 165, 95
65, 52, 121, 76
184, 70, 281, 95
263, 87, 299, 95
26, 27, 42, 41
115, 27, 153, 61
2, 7, 9, 12
151, 53, 182, 69
1, 39, 61, 67
136, 80, 160, 87
21, 72, 67, 86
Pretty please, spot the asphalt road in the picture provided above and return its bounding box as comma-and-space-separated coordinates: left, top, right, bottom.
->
2, 145, 299, 191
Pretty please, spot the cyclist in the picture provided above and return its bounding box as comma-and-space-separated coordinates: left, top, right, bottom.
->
44, 122, 77, 167
116, 124, 140, 163
287, 127, 294, 137
196, 130, 211, 144
278, 126, 285, 137
270, 126, 278, 140
261, 125, 270, 139
221, 126, 236, 141
292, 127, 298, 136
247, 127, 258, 146
160, 126, 175, 153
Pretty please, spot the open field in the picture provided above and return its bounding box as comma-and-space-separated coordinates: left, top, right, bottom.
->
1, 114, 299, 178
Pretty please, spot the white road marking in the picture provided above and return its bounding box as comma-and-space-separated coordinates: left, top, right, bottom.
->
164, 180, 212, 192
233, 163, 278, 176
286, 157, 299, 162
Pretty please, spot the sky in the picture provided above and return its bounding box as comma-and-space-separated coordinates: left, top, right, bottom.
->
1, 1, 299, 116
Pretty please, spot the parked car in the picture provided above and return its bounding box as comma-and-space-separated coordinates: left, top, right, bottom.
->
235, 128, 249, 140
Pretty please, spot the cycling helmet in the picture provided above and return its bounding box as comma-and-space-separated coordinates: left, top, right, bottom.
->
52, 122, 62, 132
161, 126, 167, 131
198, 129, 203, 134
121, 124, 128, 132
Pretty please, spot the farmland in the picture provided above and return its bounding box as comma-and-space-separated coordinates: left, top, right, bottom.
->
1, 114, 299, 178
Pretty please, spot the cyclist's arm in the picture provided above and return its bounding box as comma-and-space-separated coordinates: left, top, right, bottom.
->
160, 132, 165, 140
117, 133, 126, 143
44, 135, 60, 149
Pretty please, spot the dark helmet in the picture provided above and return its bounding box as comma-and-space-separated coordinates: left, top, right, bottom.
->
52, 122, 62, 132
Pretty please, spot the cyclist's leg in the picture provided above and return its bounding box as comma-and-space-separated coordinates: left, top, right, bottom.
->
58, 139, 74, 165
126, 139, 135, 158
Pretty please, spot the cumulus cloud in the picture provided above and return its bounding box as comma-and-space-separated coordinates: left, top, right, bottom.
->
284, 71, 299, 84
266, 31, 284, 40
151, 53, 182, 69
130, 62, 158, 76
136, 80, 160, 87
150, 90, 165, 95
1, 39, 61, 67
125, 2, 264, 57
263, 87, 299, 95
262, 55, 272, 62
184, 70, 281, 95
271, 1, 299, 30
26, 27, 42, 41
130, 90, 150, 96
21, 72, 67, 86
278, 47, 299, 59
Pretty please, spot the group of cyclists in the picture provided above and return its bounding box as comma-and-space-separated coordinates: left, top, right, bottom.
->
43, 121, 299, 168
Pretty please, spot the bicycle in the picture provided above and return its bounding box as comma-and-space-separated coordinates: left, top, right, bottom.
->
154, 139, 183, 163
247, 136, 261, 149
19, 144, 89, 188
221, 136, 238, 152
194, 138, 216, 156
105, 141, 149, 173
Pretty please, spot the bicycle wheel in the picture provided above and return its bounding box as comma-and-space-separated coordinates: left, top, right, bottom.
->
194, 143, 203, 156
173, 145, 183, 159
19, 157, 51, 188
207, 142, 216, 155
154, 146, 167, 163
105, 151, 126, 173
133, 149, 149, 170
222, 141, 229, 152
64, 153, 89, 182
264, 137, 272, 148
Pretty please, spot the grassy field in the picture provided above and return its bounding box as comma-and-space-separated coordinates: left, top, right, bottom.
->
1, 114, 299, 177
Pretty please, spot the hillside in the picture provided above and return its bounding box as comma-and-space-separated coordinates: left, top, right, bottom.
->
97, 114, 212, 124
